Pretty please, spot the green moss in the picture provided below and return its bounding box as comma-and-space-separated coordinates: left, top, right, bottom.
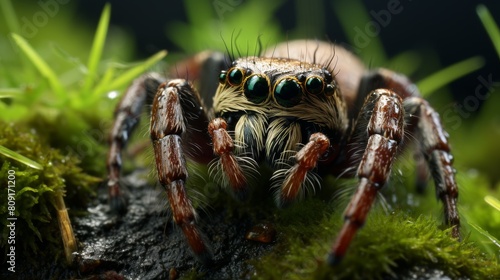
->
251, 198, 500, 279
25, 109, 108, 177
244, 161, 500, 279
0, 121, 99, 261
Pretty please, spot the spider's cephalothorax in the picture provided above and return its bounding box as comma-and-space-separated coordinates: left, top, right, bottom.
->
106, 40, 460, 265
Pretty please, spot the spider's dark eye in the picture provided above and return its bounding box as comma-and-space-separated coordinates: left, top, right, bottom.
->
244, 74, 269, 104
219, 70, 227, 84
322, 68, 333, 83
325, 84, 336, 96
274, 78, 303, 107
305, 76, 324, 95
228, 68, 244, 86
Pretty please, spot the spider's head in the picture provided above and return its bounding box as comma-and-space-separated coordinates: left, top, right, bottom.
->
213, 57, 347, 164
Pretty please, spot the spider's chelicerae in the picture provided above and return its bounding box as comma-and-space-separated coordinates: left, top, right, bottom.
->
106, 40, 460, 265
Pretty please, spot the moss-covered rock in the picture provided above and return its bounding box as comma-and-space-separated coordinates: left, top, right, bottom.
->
0, 121, 99, 262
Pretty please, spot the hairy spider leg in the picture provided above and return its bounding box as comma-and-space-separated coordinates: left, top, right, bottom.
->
107, 74, 164, 213
359, 69, 460, 238
404, 97, 460, 238
357, 69, 428, 190
150, 80, 213, 263
274, 133, 330, 206
329, 89, 405, 265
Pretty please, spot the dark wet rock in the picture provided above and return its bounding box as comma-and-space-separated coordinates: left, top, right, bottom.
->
0, 170, 272, 279
383, 266, 469, 280
69, 171, 275, 279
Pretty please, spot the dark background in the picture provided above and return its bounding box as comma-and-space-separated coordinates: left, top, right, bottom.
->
76, 0, 499, 108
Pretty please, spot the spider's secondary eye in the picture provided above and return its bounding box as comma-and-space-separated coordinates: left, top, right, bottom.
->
322, 68, 333, 83
274, 78, 303, 107
305, 76, 324, 95
228, 68, 244, 86
244, 75, 269, 104
219, 70, 227, 84
325, 84, 336, 96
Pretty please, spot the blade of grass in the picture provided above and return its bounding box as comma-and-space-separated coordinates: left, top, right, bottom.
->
51, 43, 87, 73
0, 145, 43, 170
82, 3, 111, 94
100, 50, 167, 94
90, 63, 116, 102
0, 88, 24, 98
417, 56, 485, 96
11, 33, 66, 101
468, 222, 500, 249
477, 5, 500, 59
0, 0, 20, 33
2, 1, 35, 80
485, 195, 500, 212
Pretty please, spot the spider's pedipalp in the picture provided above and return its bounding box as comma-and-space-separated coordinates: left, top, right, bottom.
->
272, 132, 330, 207
208, 118, 252, 200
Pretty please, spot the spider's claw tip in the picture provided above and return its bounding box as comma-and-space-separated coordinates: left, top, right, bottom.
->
326, 253, 343, 266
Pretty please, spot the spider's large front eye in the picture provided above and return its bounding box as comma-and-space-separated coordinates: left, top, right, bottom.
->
274, 78, 303, 107
244, 74, 269, 104
227, 68, 244, 86
305, 76, 324, 95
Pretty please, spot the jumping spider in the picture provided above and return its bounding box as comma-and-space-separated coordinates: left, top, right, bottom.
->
106, 40, 460, 265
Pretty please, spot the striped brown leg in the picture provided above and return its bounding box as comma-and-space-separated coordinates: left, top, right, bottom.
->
150, 79, 212, 263
404, 97, 460, 238
328, 89, 405, 265
358, 69, 460, 237
107, 74, 164, 213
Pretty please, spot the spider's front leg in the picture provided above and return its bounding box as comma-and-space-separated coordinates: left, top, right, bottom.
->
150, 79, 214, 263
329, 89, 405, 265
359, 69, 460, 237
